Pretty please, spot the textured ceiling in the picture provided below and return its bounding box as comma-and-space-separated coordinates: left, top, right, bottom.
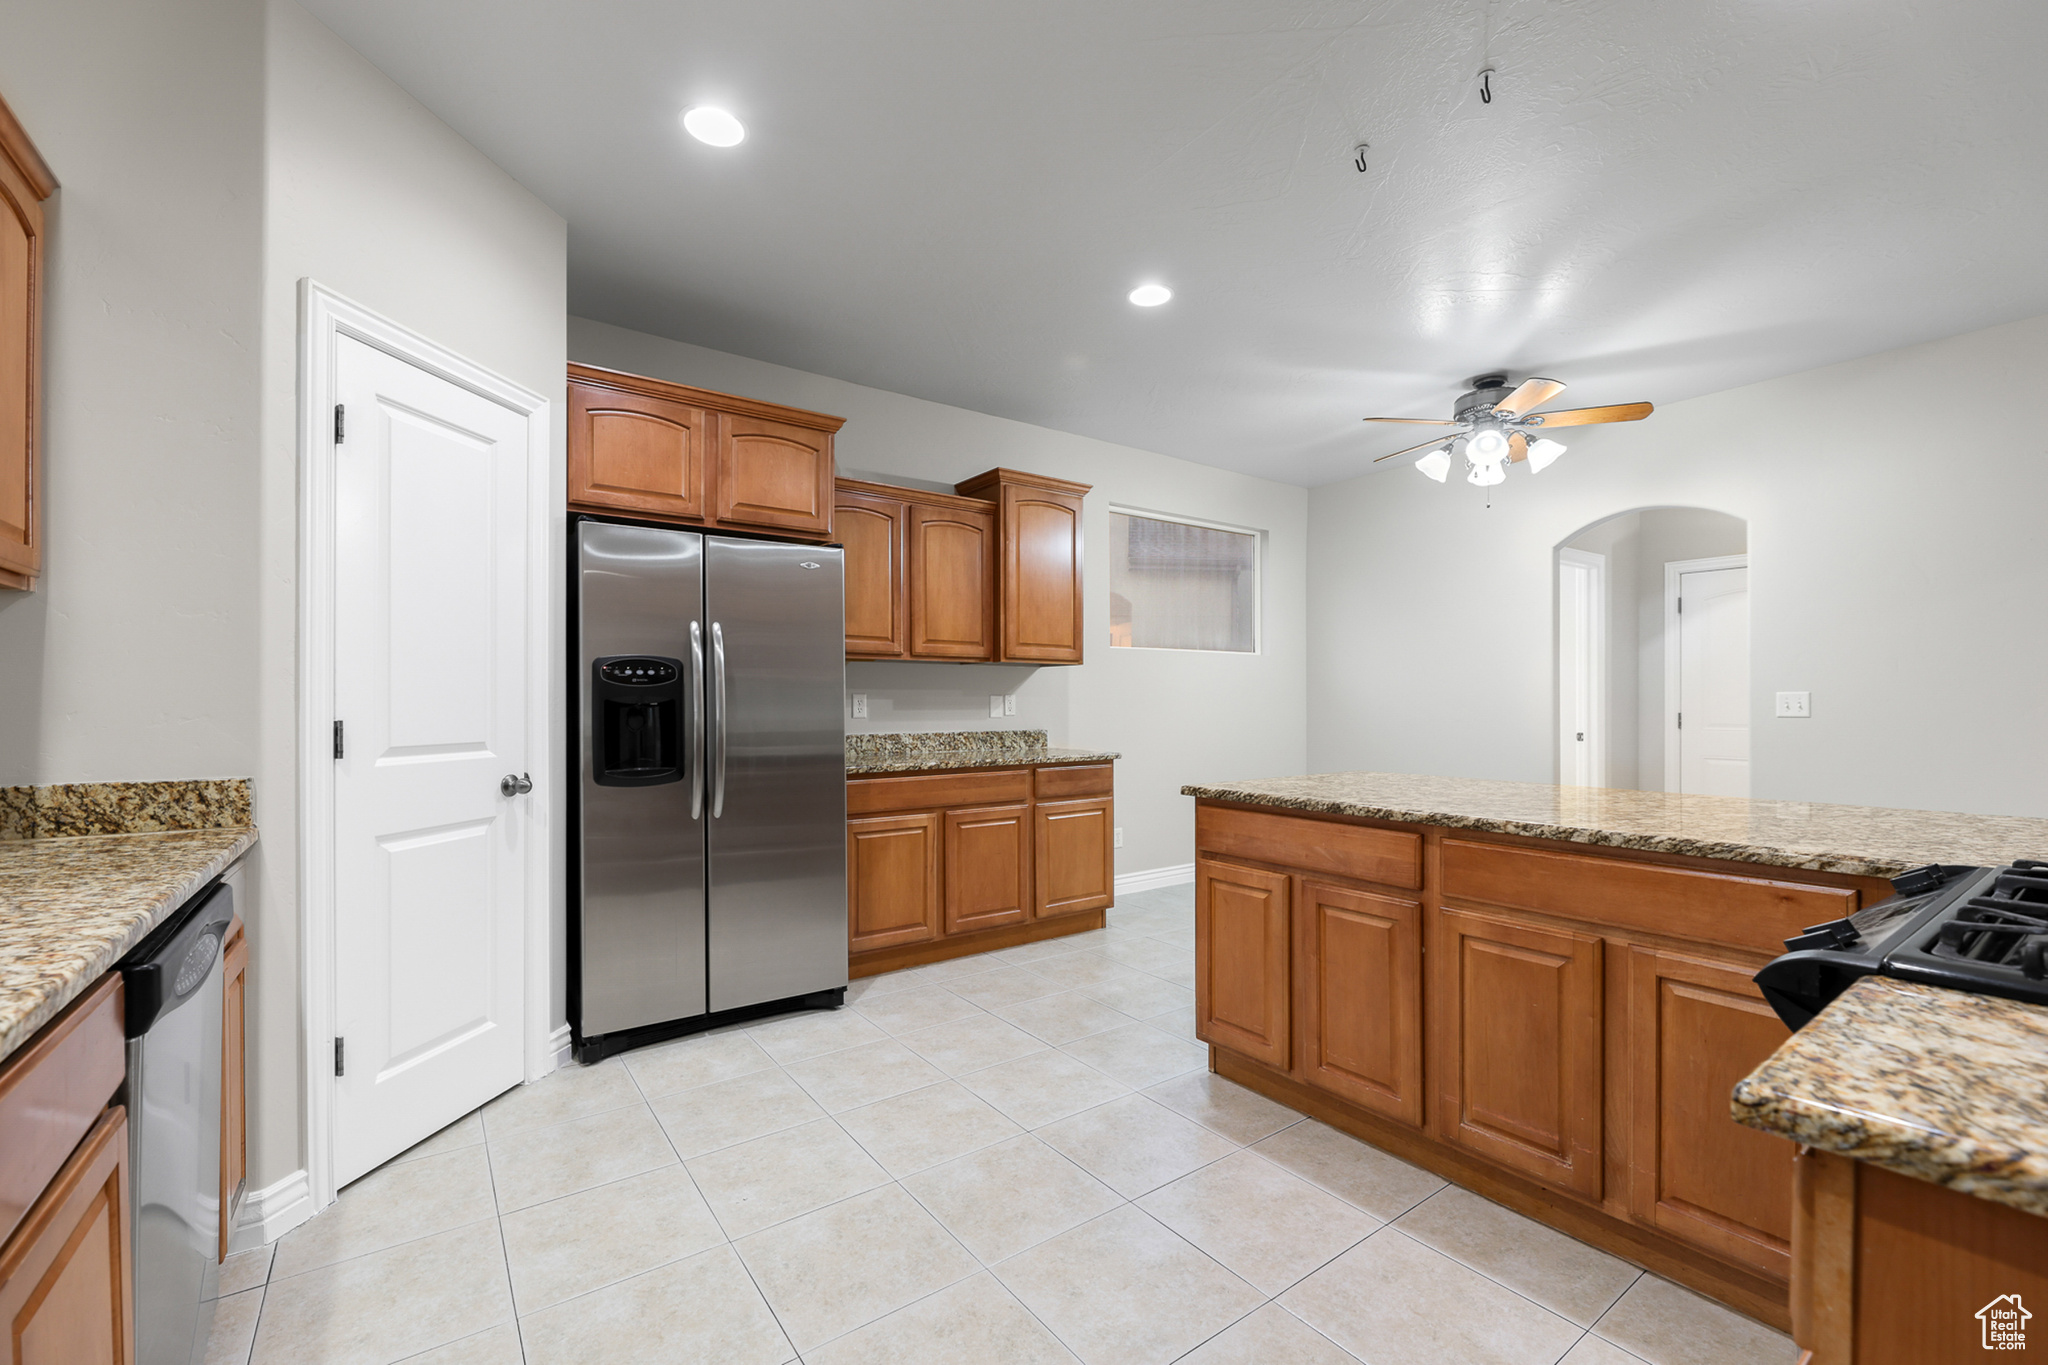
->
303, 0, 2048, 485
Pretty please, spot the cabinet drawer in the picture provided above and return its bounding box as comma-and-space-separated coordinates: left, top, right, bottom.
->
1195, 806, 1421, 890
1440, 839, 1858, 956
0, 974, 124, 1248
1034, 763, 1112, 800
848, 769, 1030, 815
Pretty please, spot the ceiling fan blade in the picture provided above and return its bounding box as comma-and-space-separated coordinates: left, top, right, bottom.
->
1372, 430, 1465, 463
1362, 417, 1461, 425
1507, 433, 1529, 463
1493, 377, 1566, 418
1529, 401, 1653, 428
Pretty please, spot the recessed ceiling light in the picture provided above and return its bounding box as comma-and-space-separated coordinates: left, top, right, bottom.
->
681, 107, 745, 147
1128, 283, 1172, 307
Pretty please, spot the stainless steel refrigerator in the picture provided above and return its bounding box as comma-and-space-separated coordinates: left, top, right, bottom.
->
571, 516, 847, 1061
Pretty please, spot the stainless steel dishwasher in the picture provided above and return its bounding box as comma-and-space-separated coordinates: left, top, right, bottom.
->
119, 876, 234, 1365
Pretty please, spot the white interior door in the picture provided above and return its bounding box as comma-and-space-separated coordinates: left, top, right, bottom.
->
1557, 550, 1604, 787
332, 334, 530, 1186
1677, 565, 1750, 797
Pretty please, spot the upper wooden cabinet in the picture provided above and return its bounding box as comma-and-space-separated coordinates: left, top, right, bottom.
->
0, 93, 55, 593
836, 478, 996, 661
955, 468, 1090, 664
567, 364, 842, 539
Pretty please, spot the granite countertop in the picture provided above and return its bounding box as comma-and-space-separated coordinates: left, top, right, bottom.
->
1179, 771, 2048, 879
847, 730, 1120, 776
1733, 976, 2048, 1216
1, 778, 257, 1065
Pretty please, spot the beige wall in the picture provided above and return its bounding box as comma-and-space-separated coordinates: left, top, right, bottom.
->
570, 316, 1311, 879
254, 0, 567, 1194
1309, 311, 2048, 818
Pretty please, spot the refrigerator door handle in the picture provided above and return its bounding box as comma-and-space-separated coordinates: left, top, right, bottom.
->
709, 620, 728, 818
687, 620, 706, 820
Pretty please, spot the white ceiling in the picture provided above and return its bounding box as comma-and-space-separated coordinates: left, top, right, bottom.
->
304, 0, 2048, 486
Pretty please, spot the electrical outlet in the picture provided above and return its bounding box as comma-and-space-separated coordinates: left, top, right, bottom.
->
1114, 827, 1124, 849
1004, 693, 1017, 716
851, 693, 868, 719
990, 695, 1004, 718
1775, 691, 1812, 718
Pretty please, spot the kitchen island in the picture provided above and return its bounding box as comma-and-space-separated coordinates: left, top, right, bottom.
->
1178, 771, 2048, 1330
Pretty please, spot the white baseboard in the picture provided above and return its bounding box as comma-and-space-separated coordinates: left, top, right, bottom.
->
231, 1168, 315, 1252
548, 1023, 572, 1071
1115, 862, 1195, 896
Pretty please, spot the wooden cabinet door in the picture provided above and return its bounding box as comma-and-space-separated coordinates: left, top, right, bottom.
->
0, 99, 52, 591
908, 502, 996, 660
220, 921, 247, 1262
0, 1106, 132, 1365
1298, 882, 1423, 1127
1034, 796, 1113, 919
837, 488, 907, 658
1196, 858, 1290, 1068
943, 803, 1032, 934
1628, 946, 1794, 1281
716, 414, 834, 537
999, 485, 1085, 663
1435, 906, 1604, 1198
568, 375, 710, 521
847, 812, 940, 952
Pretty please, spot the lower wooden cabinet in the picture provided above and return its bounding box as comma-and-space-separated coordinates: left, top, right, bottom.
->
1435, 906, 1605, 1198
943, 804, 1031, 934
1034, 797, 1113, 919
847, 812, 940, 952
0, 1108, 131, 1365
1194, 858, 1291, 1068
220, 919, 247, 1261
1628, 946, 1795, 1280
1298, 881, 1424, 1127
848, 763, 1114, 971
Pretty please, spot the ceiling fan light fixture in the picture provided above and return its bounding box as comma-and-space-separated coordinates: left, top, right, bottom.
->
1414, 448, 1451, 482
1465, 428, 1509, 462
1525, 438, 1567, 473
1466, 456, 1507, 487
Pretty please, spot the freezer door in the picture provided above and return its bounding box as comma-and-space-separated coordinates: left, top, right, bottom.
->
705, 537, 849, 1011
577, 521, 707, 1035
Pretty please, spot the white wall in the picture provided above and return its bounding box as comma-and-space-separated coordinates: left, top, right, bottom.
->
0, 0, 267, 786
570, 317, 1310, 877
1310, 311, 2048, 819
253, 0, 568, 1192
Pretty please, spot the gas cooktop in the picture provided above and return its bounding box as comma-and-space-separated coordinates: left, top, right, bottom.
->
1756, 861, 2048, 1029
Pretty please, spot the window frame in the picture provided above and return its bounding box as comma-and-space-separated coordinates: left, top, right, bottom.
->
1105, 504, 1264, 656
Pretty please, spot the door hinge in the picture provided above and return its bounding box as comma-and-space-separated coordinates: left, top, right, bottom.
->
334, 403, 346, 444
334, 1037, 345, 1076
1676, 596, 1683, 614
1677, 712, 1684, 730
334, 719, 345, 759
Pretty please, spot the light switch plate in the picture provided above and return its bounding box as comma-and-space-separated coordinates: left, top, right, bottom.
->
990, 695, 1004, 718
1114, 827, 1124, 848
1775, 691, 1811, 718
851, 693, 867, 719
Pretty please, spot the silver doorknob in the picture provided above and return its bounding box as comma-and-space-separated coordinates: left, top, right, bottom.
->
501, 773, 533, 797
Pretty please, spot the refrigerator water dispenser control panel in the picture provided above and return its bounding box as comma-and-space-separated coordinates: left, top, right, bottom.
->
591, 654, 686, 786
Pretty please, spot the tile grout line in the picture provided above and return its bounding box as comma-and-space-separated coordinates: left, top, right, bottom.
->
477, 1106, 535, 1365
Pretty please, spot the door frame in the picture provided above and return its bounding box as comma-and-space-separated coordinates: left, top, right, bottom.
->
1662, 554, 1748, 794
297, 280, 553, 1212
1556, 547, 1606, 787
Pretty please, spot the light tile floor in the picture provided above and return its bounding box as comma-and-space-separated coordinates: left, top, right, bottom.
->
205, 884, 1798, 1365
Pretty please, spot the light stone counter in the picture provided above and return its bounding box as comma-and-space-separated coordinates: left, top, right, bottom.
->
0, 778, 256, 1064
1733, 976, 2048, 1217
847, 729, 1119, 775
1179, 771, 2048, 879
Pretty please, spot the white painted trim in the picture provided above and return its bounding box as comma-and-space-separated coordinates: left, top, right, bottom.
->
1115, 862, 1195, 895
548, 1023, 572, 1072
1662, 554, 1749, 794
1557, 548, 1606, 787
229, 1168, 314, 1252
297, 280, 554, 1214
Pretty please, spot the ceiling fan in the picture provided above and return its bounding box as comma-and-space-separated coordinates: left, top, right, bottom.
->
1365, 374, 1654, 487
